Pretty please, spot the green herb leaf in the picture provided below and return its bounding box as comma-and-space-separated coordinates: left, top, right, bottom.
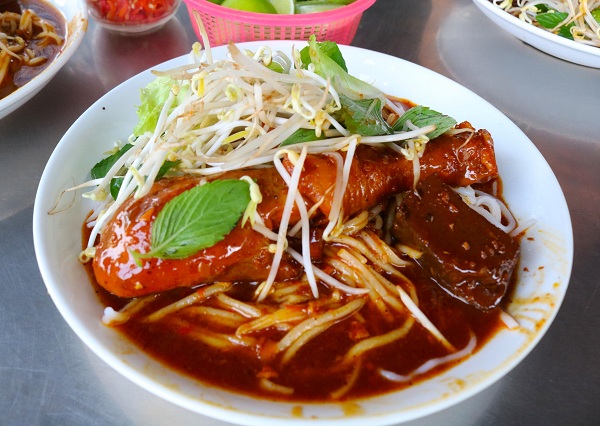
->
109, 160, 180, 200
280, 128, 326, 146
306, 35, 384, 102
339, 95, 393, 136
592, 9, 600, 23
393, 105, 456, 140
536, 11, 568, 29
300, 40, 348, 72
557, 22, 575, 39
137, 179, 251, 260
91, 144, 133, 179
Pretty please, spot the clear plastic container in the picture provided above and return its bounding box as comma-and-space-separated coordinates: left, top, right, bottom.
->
86, 0, 182, 34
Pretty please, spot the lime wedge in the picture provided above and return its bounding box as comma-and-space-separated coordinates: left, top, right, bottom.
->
220, 0, 277, 13
268, 0, 295, 14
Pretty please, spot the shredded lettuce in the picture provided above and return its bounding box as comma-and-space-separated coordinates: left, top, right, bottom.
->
134, 77, 188, 137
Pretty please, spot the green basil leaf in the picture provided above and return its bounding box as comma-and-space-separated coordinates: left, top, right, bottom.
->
340, 95, 393, 136
139, 179, 251, 260
90, 144, 133, 179
157, 160, 181, 179
300, 40, 348, 72
280, 128, 326, 146
536, 11, 568, 29
109, 160, 181, 200
393, 105, 456, 140
109, 177, 123, 200
557, 22, 575, 39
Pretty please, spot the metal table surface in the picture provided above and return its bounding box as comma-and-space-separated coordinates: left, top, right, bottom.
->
1, 1, 598, 425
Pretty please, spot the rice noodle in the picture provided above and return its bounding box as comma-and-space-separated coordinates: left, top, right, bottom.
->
146, 282, 232, 322
379, 332, 477, 383
0, 8, 63, 91
276, 298, 366, 355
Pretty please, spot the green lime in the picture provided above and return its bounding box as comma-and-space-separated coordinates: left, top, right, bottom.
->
220, 0, 277, 13
268, 0, 295, 14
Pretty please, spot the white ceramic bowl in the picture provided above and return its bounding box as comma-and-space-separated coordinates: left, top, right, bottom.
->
0, 0, 88, 120
33, 41, 574, 425
472, 0, 600, 68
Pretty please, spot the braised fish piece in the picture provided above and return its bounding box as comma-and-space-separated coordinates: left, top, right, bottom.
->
392, 174, 520, 310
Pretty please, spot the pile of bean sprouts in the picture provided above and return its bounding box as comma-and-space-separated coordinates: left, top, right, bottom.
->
493, 0, 600, 46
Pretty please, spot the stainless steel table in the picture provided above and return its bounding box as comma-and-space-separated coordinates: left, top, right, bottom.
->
1, 1, 598, 424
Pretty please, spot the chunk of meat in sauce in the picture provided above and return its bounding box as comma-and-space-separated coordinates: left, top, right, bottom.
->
392, 174, 520, 310
93, 125, 500, 299
93, 170, 303, 298
285, 122, 498, 219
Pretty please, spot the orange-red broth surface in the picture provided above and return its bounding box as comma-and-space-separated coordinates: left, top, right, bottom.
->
83, 179, 515, 402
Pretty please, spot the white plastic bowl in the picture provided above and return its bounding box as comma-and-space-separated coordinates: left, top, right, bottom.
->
0, 0, 88, 120
33, 41, 573, 425
473, 0, 600, 68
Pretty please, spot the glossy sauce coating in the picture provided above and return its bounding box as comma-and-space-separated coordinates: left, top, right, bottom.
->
285, 122, 498, 219
93, 124, 499, 298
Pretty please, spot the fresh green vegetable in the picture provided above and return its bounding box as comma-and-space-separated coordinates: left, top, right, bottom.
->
300, 40, 348, 72
339, 95, 393, 136
90, 143, 179, 199
280, 128, 326, 146
134, 179, 251, 261
109, 160, 180, 200
535, 10, 568, 28
393, 106, 456, 139
90, 143, 133, 180
534, 8, 574, 40
306, 35, 385, 102
134, 77, 188, 137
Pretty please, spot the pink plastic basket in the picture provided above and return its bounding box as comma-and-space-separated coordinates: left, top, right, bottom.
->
183, 0, 376, 46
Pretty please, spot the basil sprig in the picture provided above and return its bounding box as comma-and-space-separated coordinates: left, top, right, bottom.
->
134, 179, 251, 261
90, 143, 180, 199
393, 105, 456, 139
340, 95, 394, 136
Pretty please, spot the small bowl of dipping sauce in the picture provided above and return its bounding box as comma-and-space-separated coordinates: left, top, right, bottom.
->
85, 0, 181, 34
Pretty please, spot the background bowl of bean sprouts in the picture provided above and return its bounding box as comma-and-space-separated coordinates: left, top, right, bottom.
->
473, 0, 600, 68
33, 41, 573, 425
0, 0, 88, 120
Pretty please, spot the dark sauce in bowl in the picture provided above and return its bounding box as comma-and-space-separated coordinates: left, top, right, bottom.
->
0, 0, 66, 100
